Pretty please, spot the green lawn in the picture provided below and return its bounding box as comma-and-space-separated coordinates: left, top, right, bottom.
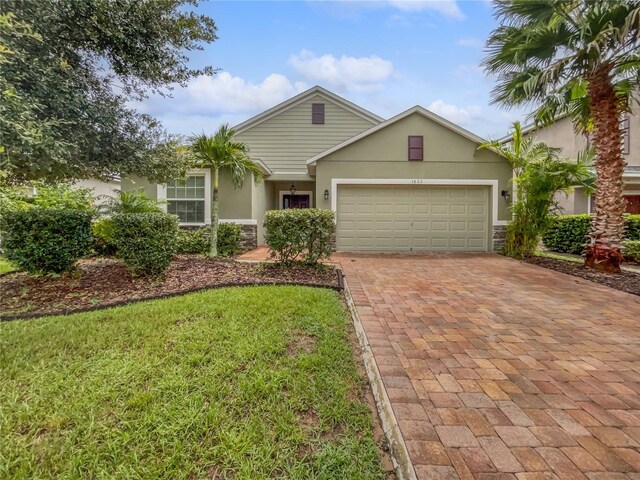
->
0, 257, 17, 274
0, 286, 384, 480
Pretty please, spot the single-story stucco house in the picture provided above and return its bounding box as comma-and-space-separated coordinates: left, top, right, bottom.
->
517, 106, 639, 215
123, 86, 512, 252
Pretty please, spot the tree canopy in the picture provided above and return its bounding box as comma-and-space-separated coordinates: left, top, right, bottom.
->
0, 0, 217, 185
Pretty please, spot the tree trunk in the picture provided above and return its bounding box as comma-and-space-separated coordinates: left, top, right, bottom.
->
210, 167, 219, 257
584, 66, 627, 273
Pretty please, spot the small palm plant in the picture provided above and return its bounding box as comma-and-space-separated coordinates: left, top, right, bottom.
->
483, 0, 640, 271
480, 122, 594, 258
189, 124, 264, 257
99, 188, 165, 215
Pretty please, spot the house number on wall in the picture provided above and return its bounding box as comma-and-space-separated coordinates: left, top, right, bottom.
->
411, 179, 424, 184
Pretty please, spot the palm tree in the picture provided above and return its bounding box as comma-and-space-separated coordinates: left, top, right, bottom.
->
483, 0, 640, 272
189, 124, 264, 256
99, 188, 165, 215
480, 122, 594, 258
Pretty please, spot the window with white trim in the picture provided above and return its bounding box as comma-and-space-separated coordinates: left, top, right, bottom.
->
166, 174, 206, 223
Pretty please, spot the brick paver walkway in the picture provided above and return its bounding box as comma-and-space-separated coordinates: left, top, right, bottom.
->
337, 253, 640, 480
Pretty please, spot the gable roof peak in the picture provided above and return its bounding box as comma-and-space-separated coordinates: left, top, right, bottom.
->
306, 104, 493, 167
233, 86, 383, 134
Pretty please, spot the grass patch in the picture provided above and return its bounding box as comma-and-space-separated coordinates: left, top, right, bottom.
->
0, 257, 17, 274
535, 250, 584, 264
0, 286, 384, 479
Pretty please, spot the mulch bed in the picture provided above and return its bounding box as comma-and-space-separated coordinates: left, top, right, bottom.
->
524, 256, 640, 296
0, 255, 341, 319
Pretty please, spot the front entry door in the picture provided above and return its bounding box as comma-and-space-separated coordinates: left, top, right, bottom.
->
627, 195, 640, 214
283, 194, 310, 209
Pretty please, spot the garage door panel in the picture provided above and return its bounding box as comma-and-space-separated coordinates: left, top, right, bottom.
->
337, 185, 489, 252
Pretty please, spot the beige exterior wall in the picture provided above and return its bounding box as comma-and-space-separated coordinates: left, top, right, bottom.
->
314, 112, 512, 222
526, 103, 639, 214
121, 175, 157, 200
217, 170, 253, 220
251, 181, 275, 244
73, 178, 120, 203
122, 170, 253, 222
235, 93, 378, 175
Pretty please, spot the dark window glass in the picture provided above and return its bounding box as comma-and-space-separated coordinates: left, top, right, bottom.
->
312, 103, 325, 124
408, 135, 423, 161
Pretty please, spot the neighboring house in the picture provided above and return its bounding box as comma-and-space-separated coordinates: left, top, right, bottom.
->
123, 86, 512, 252
73, 177, 121, 203
518, 105, 639, 215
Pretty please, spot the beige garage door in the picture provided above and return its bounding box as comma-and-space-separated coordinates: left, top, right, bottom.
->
336, 185, 489, 252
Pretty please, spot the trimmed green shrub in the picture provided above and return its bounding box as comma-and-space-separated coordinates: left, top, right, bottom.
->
623, 240, 640, 262
0, 209, 93, 274
92, 218, 117, 256
625, 215, 640, 240
543, 214, 640, 254
175, 224, 241, 256
112, 212, 178, 276
217, 222, 242, 257
542, 215, 591, 254
264, 209, 334, 265
175, 228, 209, 255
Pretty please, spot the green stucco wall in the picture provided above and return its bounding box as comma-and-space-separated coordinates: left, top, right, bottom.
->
314, 112, 512, 222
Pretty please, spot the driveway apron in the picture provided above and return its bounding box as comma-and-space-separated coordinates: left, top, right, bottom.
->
337, 252, 640, 480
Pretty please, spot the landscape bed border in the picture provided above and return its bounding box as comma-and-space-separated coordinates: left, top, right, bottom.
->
0, 270, 345, 322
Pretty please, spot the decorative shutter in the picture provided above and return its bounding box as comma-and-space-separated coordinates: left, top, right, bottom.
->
312, 103, 325, 124
408, 135, 423, 161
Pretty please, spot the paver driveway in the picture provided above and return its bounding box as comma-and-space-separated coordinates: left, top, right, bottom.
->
337, 253, 640, 480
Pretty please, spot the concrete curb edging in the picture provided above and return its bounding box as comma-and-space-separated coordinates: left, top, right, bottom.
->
342, 276, 418, 480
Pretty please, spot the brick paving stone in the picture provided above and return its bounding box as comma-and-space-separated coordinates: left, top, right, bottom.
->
459, 392, 496, 408
575, 437, 633, 472
406, 440, 451, 465
413, 464, 459, 479
611, 448, 640, 470
495, 426, 543, 447
536, 447, 588, 480
497, 401, 535, 426
515, 473, 559, 480
460, 447, 496, 472
447, 447, 475, 480
511, 447, 551, 471
397, 419, 439, 441
436, 425, 480, 447
546, 409, 592, 436
588, 427, 639, 448
336, 253, 640, 480
561, 447, 606, 472
437, 408, 466, 426
478, 436, 524, 473
460, 407, 496, 436
530, 426, 580, 447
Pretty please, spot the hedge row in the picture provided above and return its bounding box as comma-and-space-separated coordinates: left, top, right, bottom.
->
543, 214, 640, 254
2, 209, 243, 276
264, 208, 334, 265
0, 209, 93, 275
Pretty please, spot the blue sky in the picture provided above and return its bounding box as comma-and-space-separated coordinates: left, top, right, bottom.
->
137, 0, 528, 139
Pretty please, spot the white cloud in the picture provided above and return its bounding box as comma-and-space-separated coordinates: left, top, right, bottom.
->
289, 50, 395, 92
457, 37, 483, 49
387, 0, 464, 19
177, 72, 307, 114
134, 72, 307, 134
427, 99, 482, 125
